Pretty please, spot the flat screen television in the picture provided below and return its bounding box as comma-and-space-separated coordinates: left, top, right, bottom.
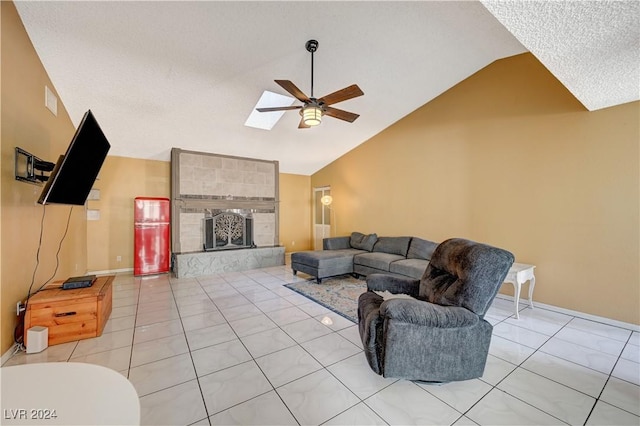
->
38, 110, 111, 205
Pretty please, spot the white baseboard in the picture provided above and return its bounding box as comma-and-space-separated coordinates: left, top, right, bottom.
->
87, 267, 134, 275
495, 294, 640, 332
2, 268, 134, 364
1, 343, 19, 366
3, 283, 634, 366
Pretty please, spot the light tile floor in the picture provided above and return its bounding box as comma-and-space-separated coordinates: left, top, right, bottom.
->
4, 265, 639, 425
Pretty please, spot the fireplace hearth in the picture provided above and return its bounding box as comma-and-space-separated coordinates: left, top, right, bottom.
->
171, 149, 283, 278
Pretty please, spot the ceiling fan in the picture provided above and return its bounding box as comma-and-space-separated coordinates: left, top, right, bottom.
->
257, 40, 364, 129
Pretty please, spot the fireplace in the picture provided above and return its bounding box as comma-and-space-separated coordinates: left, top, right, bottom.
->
171, 149, 280, 258
203, 211, 254, 251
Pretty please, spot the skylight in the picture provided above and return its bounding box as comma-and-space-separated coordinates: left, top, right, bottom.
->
244, 91, 296, 130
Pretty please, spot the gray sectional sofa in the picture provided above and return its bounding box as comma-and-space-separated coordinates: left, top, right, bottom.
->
291, 232, 438, 283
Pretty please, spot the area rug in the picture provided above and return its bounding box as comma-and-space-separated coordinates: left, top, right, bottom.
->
285, 275, 367, 323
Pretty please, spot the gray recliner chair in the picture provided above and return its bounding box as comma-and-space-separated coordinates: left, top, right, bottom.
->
357, 238, 514, 382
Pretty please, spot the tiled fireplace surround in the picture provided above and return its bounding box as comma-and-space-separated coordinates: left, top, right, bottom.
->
171, 149, 284, 277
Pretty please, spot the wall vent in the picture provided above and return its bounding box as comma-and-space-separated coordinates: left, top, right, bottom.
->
45, 85, 57, 116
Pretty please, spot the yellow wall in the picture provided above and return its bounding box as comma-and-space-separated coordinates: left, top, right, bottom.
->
86, 156, 170, 272
86, 163, 311, 271
312, 53, 639, 325
279, 173, 312, 252
1, 1, 86, 353
3, 0, 635, 362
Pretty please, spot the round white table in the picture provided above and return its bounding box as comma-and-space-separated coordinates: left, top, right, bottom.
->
1, 362, 140, 425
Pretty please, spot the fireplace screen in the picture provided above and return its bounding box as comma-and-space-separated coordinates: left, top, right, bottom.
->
203, 212, 254, 251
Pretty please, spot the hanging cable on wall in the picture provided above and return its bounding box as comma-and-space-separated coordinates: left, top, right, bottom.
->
15, 205, 74, 348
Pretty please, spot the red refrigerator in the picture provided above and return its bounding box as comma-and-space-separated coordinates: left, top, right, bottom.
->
134, 197, 170, 276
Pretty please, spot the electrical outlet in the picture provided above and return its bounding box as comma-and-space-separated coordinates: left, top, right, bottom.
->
16, 301, 25, 316
116, 256, 122, 262
291, 241, 295, 246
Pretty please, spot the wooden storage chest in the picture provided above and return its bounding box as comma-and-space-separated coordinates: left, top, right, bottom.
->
24, 275, 114, 346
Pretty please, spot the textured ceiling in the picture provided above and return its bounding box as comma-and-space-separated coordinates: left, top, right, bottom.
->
482, 0, 640, 111
14, 1, 638, 175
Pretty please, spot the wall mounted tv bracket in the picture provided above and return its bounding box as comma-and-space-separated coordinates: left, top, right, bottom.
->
15, 147, 55, 185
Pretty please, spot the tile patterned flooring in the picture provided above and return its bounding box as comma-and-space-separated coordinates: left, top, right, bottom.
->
4, 265, 639, 425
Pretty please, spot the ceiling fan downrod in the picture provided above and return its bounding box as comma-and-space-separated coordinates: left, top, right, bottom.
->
306, 40, 318, 99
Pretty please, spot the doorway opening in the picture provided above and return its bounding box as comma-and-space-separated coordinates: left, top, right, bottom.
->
313, 187, 331, 250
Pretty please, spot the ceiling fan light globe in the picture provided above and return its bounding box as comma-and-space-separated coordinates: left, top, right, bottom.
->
302, 106, 322, 126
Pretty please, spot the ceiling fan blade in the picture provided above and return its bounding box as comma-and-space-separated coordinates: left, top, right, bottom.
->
318, 84, 364, 106
256, 105, 302, 112
324, 106, 360, 123
275, 80, 311, 103
298, 117, 311, 129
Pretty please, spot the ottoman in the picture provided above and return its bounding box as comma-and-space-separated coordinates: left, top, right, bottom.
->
291, 249, 364, 283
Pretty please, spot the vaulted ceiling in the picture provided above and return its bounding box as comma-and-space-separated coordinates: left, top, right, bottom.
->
15, 1, 639, 175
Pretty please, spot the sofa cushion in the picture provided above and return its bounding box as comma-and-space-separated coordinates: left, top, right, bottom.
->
354, 252, 405, 272
323, 236, 351, 250
350, 232, 378, 251
407, 237, 439, 260
389, 259, 429, 280
373, 237, 412, 257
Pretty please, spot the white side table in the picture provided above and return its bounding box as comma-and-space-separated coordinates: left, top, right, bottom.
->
503, 263, 536, 319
